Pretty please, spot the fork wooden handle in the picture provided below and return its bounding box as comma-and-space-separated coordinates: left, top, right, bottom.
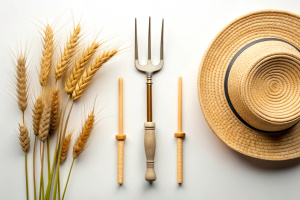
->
144, 122, 156, 181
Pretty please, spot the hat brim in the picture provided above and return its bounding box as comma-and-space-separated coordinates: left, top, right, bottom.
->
198, 10, 300, 160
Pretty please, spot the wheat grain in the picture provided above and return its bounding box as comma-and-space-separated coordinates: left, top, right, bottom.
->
39, 24, 54, 86
32, 95, 43, 136
19, 124, 30, 153
64, 42, 100, 94
60, 132, 73, 163
73, 111, 95, 159
72, 49, 118, 100
55, 24, 81, 80
16, 55, 28, 112
49, 89, 59, 135
39, 99, 51, 142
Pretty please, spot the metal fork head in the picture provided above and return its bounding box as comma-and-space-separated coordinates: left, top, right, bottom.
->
135, 17, 164, 76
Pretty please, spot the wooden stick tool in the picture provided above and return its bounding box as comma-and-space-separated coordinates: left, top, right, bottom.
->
116, 78, 126, 184
174, 77, 185, 183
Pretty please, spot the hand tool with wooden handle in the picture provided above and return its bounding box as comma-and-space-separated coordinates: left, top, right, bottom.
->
174, 77, 185, 183
135, 17, 164, 182
115, 78, 126, 184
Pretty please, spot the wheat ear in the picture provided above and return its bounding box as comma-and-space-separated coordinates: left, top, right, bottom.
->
16, 55, 28, 112
39, 99, 51, 142
72, 49, 118, 100
65, 42, 100, 94
73, 111, 95, 159
49, 89, 59, 135
32, 95, 43, 136
55, 24, 81, 81
19, 124, 30, 153
39, 24, 54, 86
60, 132, 73, 163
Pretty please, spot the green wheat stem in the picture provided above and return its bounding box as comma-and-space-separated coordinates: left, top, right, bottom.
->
62, 159, 74, 200
39, 142, 45, 200
39, 141, 42, 200
39, 175, 42, 200
58, 168, 61, 200
53, 166, 59, 200
45, 96, 66, 200
53, 99, 73, 200
25, 153, 29, 200
47, 137, 50, 178
42, 175, 45, 200
44, 143, 60, 200
22, 111, 29, 200
33, 136, 37, 200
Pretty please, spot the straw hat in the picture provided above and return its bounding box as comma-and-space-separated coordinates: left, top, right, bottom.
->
198, 10, 300, 160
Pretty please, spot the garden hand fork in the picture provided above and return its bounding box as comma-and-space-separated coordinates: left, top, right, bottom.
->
135, 17, 164, 182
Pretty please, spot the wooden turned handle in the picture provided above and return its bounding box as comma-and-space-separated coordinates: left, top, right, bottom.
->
177, 137, 183, 183
116, 134, 126, 184
117, 140, 124, 184
144, 122, 156, 181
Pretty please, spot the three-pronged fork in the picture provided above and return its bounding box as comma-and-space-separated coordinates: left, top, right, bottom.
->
135, 17, 164, 182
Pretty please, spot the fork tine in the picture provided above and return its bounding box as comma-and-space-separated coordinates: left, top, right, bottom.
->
135, 18, 139, 61
135, 17, 164, 73
148, 17, 151, 62
160, 18, 164, 60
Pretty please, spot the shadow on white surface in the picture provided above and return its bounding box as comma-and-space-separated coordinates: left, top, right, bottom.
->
233, 150, 300, 170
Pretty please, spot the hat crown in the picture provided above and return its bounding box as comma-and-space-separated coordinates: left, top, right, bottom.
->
228, 40, 300, 132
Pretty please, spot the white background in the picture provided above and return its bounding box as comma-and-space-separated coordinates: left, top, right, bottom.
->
1, 0, 300, 199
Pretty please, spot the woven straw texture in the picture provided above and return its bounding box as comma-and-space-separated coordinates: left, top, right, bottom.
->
198, 10, 300, 160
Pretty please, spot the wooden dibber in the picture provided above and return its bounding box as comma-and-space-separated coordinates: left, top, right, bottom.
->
116, 78, 126, 184
174, 77, 185, 183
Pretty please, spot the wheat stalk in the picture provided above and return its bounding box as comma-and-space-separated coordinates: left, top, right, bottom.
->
15, 52, 30, 200
32, 95, 43, 200
46, 89, 60, 183
19, 123, 30, 200
72, 49, 118, 100
38, 96, 51, 197
62, 110, 95, 200
73, 111, 95, 159
39, 99, 51, 142
64, 42, 100, 95
19, 124, 30, 153
32, 95, 43, 136
39, 24, 54, 86
60, 132, 73, 163
49, 89, 59, 135
16, 55, 28, 112
55, 24, 81, 81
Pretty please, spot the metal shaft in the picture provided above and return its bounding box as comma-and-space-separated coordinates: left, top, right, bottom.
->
146, 76, 153, 122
